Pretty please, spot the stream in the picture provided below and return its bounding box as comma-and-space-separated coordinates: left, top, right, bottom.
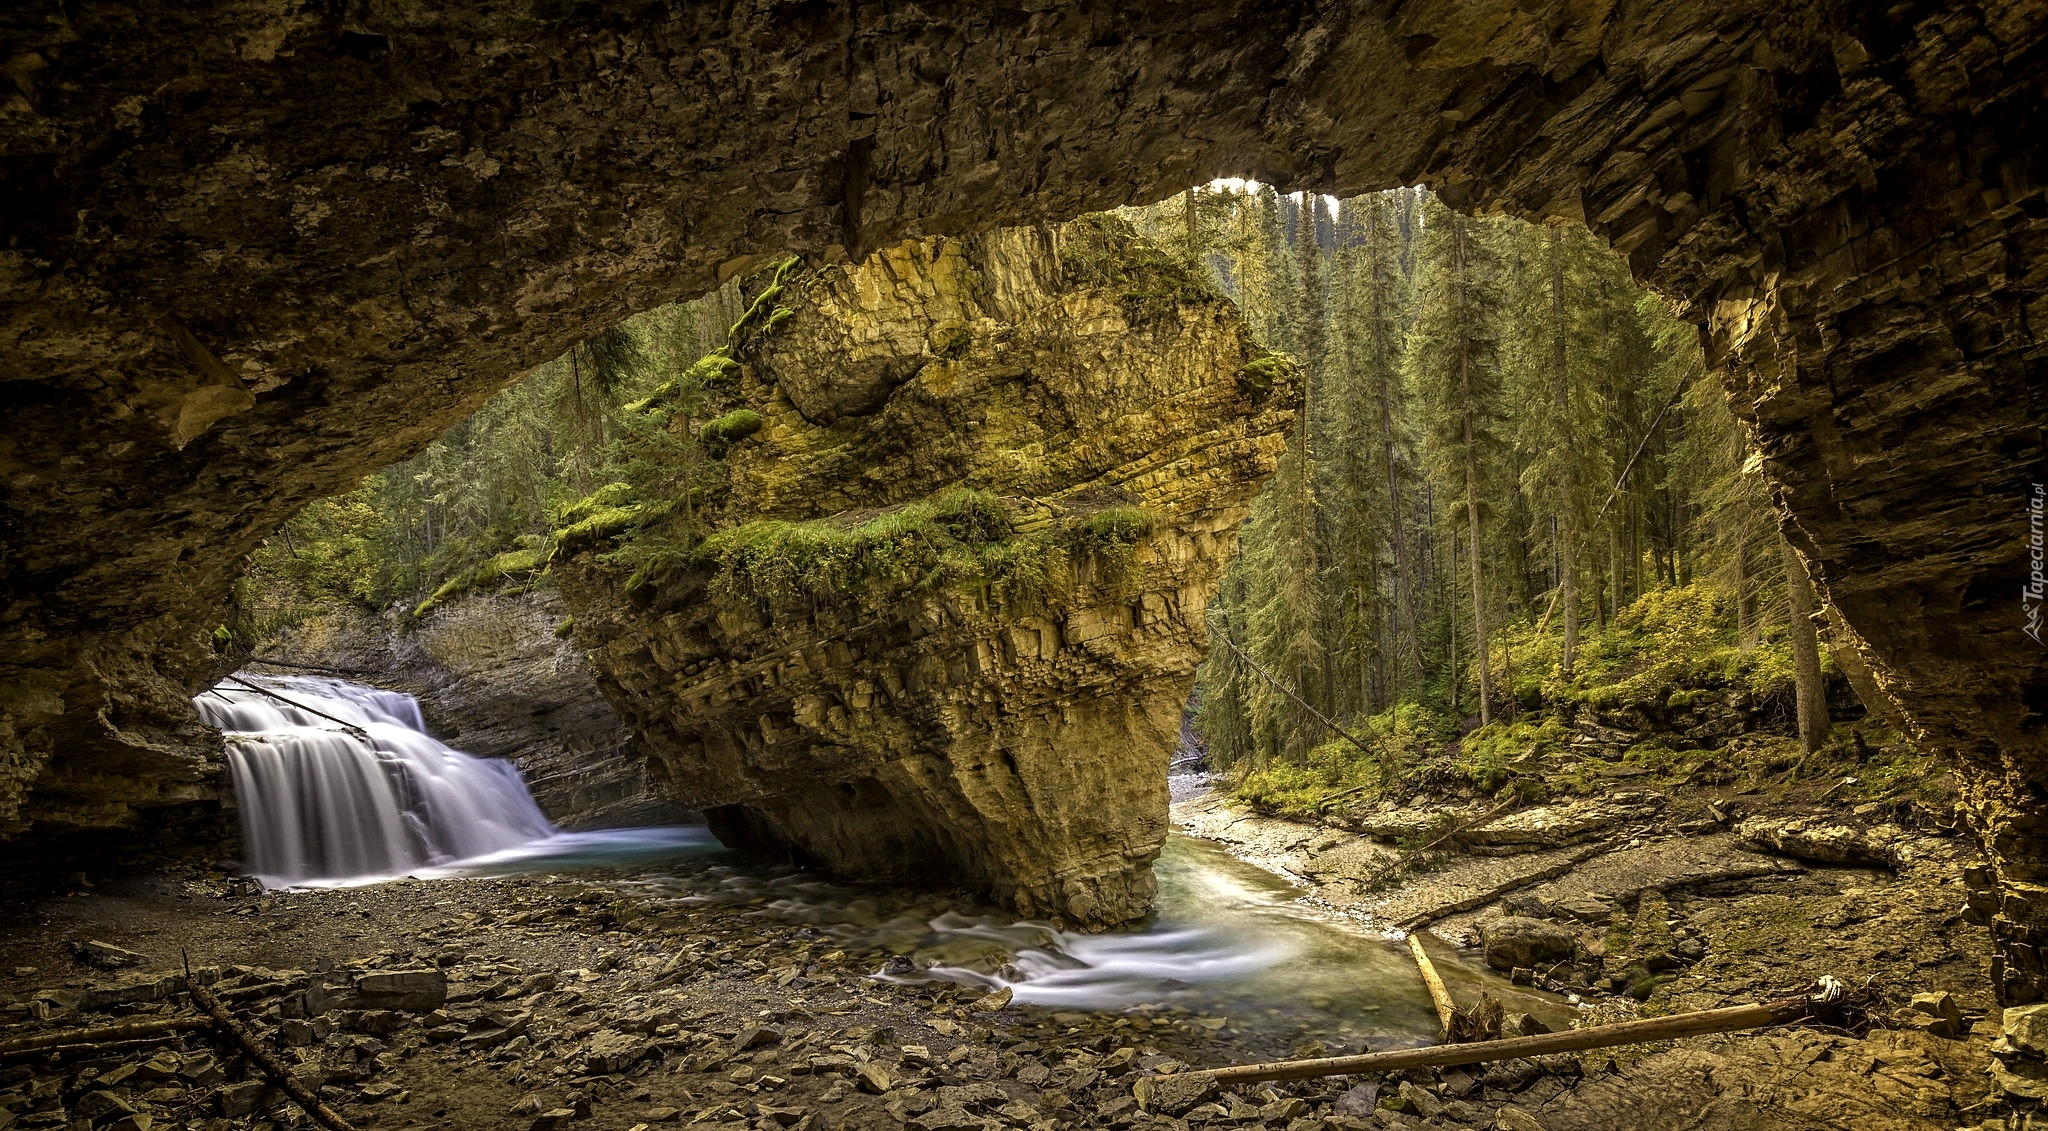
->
198, 672, 1573, 1051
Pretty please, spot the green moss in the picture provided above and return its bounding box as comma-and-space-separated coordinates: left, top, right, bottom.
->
1237, 354, 1290, 402
414, 545, 549, 618
691, 490, 1156, 613
726, 257, 804, 350
700, 408, 764, 451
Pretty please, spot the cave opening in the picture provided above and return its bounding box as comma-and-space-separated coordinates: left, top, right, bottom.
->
3, 3, 2046, 1125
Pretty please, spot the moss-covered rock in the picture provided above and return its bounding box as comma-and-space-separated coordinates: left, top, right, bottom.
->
555, 219, 1297, 926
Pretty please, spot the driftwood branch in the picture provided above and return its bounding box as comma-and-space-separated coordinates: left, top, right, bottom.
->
188, 976, 357, 1131
1220, 635, 1381, 754
222, 675, 370, 739
247, 656, 381, 677
1351, 794, 1519, 892
1187, 996, 1813, 1085
0, 1017, 213, 1060
1407, 935, 1457, 1041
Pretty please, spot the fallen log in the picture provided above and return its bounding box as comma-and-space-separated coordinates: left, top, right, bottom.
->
1406, 935, 1457, 1041
1186, 995, 1814, 1085
0, 1017, 213, 1059
188, 975, 357, 1131
222, 675, 369, 740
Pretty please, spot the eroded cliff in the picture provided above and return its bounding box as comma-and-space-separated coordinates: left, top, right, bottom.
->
555, 221, 1295, 925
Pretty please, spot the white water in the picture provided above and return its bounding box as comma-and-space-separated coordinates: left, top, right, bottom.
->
197, 674, 713, 887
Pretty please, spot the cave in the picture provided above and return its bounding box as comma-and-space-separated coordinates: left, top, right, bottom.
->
1, 0, 2044, 1034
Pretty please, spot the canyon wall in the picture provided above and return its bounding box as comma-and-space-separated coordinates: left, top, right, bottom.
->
554, 221, 1295, 925
1, 1, 2045, 994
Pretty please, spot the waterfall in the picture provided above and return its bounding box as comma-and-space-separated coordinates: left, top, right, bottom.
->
197, 674, 559, 887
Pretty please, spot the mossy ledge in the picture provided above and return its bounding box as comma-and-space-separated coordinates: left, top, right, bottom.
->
553, 219, 1297, 926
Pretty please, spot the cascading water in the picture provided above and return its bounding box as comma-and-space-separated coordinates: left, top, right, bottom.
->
197, 674, 711, 886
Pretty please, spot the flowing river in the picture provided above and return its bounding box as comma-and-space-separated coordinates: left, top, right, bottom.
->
198, 672, 1571, 1049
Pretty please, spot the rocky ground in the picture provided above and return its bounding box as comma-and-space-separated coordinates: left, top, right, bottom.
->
3, 817, 2045, 1131
1171, 735, 2048, 1131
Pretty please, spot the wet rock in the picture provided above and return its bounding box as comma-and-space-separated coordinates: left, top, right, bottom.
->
1333, 1083, 1379, 1116
970, 987, 1012, 1013
1134, 1073, 1217, 1116
1735, 817, 1900, 869
1482, 918, 1576, 972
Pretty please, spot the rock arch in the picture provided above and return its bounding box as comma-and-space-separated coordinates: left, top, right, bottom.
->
1, 2, 2042, 999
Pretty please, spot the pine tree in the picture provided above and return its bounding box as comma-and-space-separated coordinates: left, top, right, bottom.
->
1408, 199, 1508, 723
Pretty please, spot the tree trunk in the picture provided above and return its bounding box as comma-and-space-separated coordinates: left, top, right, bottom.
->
1369, 202, 1426, 682
1780, 534, 1830, 754
1453, 219, 1491, 726
1734, 526, 1760, 652
1548, 231, 1577, 678
1448, 528, 1460, 715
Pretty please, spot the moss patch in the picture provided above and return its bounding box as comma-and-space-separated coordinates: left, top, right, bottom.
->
414, 545, 550, 618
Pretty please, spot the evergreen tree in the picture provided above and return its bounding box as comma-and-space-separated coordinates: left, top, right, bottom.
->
1407, 200, 1509, 723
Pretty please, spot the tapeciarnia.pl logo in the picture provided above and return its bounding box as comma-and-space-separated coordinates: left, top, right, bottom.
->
2029, 482, 2046, 645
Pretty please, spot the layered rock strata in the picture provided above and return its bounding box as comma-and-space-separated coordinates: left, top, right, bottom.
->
555, 222, 1294, 925
1, 0, 2046, 997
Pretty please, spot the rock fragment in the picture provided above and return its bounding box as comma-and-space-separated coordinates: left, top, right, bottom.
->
1481, 917, 1576, 971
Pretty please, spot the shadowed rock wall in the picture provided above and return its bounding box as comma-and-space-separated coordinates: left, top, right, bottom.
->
1, 1, 2044, 994
554, 222, 1296, 925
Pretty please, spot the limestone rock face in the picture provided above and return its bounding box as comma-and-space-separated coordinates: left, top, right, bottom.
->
1, 0, 2046, 996
556, 222, 1294, 924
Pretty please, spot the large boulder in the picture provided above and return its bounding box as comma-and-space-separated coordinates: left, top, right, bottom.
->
557, 221, 1296, 926
1481, 917, 1577, 972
